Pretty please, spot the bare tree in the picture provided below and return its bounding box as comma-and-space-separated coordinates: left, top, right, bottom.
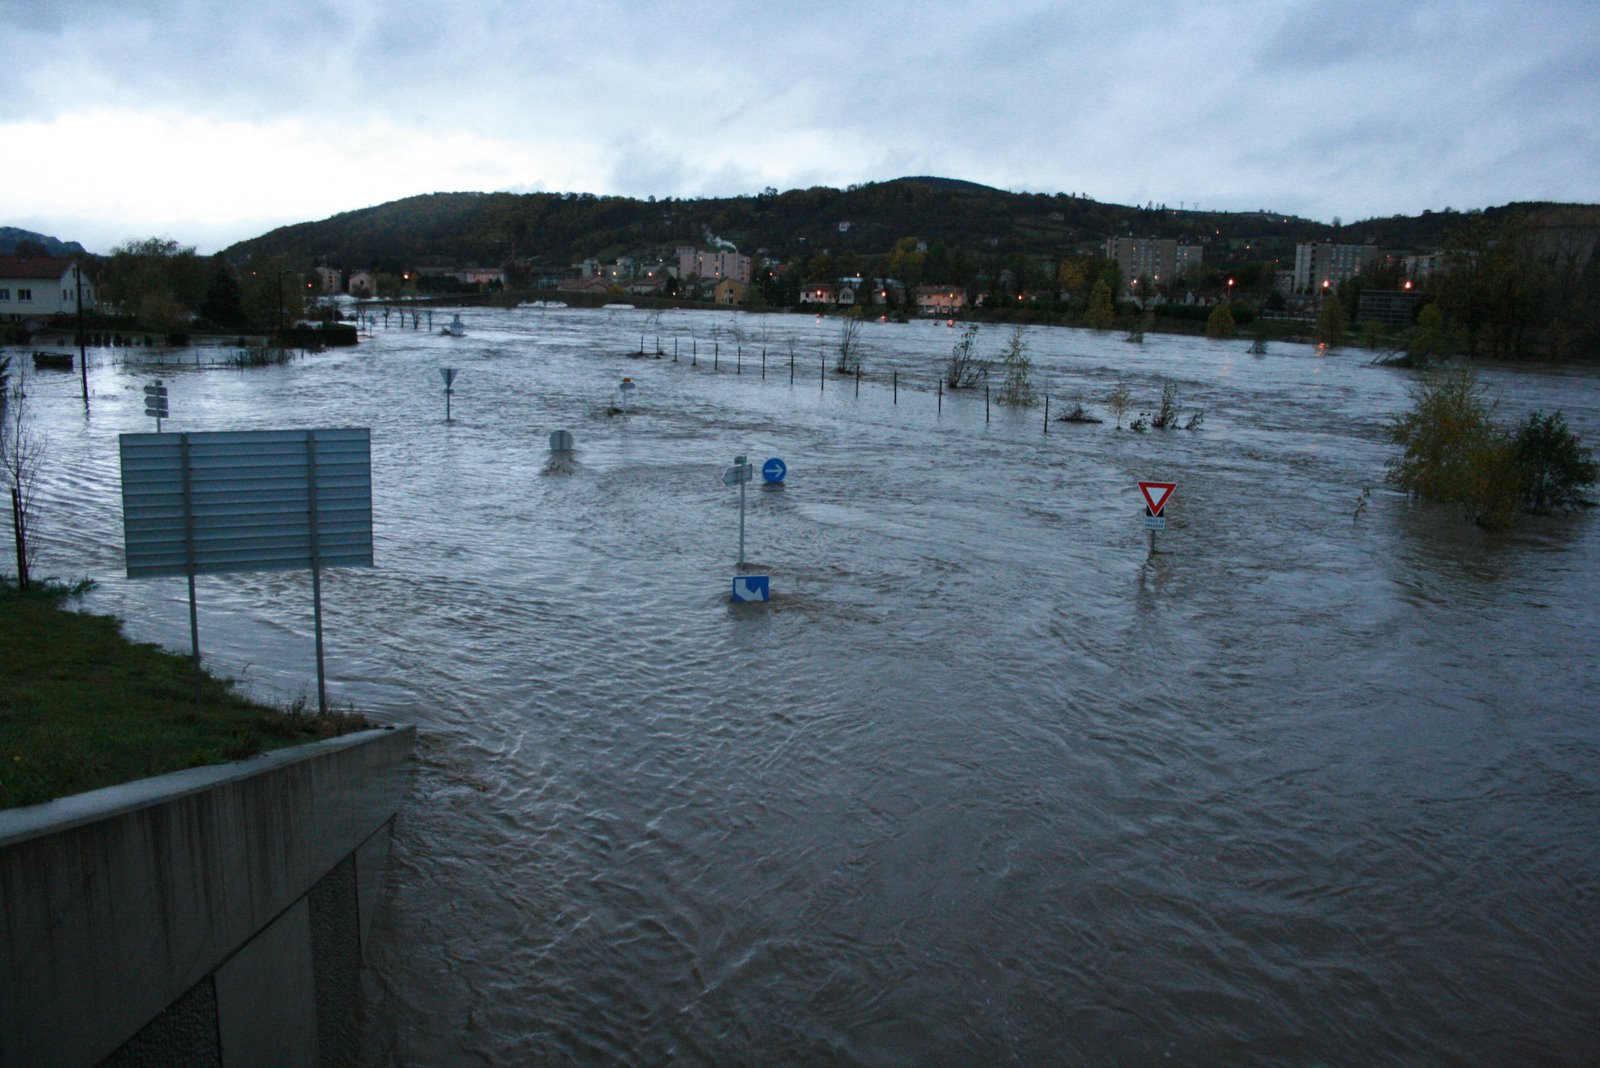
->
834, 317, 863, 374
3, 369, 46, 590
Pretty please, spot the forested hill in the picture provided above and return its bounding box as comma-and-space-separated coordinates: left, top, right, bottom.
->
221, 177, 1578, 271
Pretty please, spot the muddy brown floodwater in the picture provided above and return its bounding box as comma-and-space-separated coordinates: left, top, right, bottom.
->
13, 308, 1600, 1064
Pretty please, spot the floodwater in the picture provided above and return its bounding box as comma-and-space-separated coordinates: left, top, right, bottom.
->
10, 308, 1600, 1065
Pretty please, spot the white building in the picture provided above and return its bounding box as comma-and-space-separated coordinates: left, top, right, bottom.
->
0, 256, 97, 321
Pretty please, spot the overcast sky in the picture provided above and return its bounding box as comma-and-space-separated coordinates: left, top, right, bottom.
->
4, 0, 1597, 255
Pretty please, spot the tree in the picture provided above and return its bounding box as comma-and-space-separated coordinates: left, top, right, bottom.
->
996, 325, 1036, 406
1386, 367, 1517, 528
834, 317, 863, 374
1085, 280, 1116, 330
1358, 319, 1384, 350
1512, 410, 1598, 513
199, 255, 248, 331
101, 237, 206, 323
944, 324, 987, 389
1315, 297, 1349, 346
1107, 382, 1132, 429
1205, 304, 1236, 339
2, 371, 45, 590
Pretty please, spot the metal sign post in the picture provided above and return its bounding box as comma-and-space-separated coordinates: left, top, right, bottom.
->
722, 454, 754, 564
144, 380, 169, 432
620, 377, 636, 415
440, 367, 458, 421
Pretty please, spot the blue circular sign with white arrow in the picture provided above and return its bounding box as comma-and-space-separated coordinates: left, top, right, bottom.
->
762, 457, 787, 484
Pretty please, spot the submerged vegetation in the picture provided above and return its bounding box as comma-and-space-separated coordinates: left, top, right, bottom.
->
1386, 367, 1598, 529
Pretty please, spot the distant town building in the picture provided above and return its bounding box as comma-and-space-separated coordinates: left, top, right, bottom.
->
1293, 242, 1380, 294
913, 285, 966, 315
347, 271, 376, 298
677, 246, 752, 284
313, 267, 342, 295
1103, 237, 1202, 293
0, 255, 96, 320
1357, 289, 1421, 327
557, 276, 614, 295
713, 279, 750, 305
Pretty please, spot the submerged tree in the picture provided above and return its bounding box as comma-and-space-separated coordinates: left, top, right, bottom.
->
1107, 381, 1133, 429
996, 325, 1036, 407
1315, 297, 1350, 347
1085, 280, 1116, 331
1512, 410, 1598, 513
2, 372, 45, 590
1205, 304, 1236, 339
834, 317, 863, 374
944, 324, 988, 389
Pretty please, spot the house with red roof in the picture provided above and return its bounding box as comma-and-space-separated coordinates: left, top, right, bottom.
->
0, 255, 96, 321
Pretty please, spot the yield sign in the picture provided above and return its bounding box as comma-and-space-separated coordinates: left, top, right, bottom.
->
1139, 481, 1176, 516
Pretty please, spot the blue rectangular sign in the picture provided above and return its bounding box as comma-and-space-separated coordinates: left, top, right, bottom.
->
731, 575, 769, 602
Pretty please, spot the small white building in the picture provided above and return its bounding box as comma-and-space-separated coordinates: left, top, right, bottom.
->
0, 255, 97, 321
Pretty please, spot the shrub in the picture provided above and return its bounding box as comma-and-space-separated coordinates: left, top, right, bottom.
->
1386, 367, 1518, 529
944, 324, 987, 389
996, 326, 1037, 407
1315, 299, 1349, 347
1107, 382, 1132, 429
1205, 305, 1236, 339
1512, 410, 1598, 513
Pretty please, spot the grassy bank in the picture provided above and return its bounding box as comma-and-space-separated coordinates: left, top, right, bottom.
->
1, 582, 371, 811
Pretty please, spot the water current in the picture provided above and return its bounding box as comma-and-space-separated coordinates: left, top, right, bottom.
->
10, 308, 1600, 1065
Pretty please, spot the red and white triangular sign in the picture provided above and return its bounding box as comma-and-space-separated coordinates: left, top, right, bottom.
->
1139, 481, 1176, 516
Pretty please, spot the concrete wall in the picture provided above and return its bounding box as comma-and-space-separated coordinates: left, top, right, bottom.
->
0, 726, 414, 1068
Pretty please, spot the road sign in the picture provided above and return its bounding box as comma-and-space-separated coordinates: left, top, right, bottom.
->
1144, 514, 1166, 531
620, 378, 636, 390
439, 367, 458, 388
762, 457, 787, 484
723, 463, 753, 486
731, 575, 770, 602
144, 380, 169, 424
549, 429, 574, 452
1139, 481, 1176, 516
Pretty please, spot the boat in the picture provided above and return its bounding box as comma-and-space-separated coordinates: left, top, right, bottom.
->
32, 351, 74, 371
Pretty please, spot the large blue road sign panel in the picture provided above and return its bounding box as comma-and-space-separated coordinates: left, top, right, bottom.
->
731, 575, 770, 602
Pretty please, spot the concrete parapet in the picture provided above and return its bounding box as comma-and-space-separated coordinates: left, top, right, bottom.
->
0, 726, 414, 1068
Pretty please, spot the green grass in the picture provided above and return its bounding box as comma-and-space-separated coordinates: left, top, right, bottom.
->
1, 581, 372, 811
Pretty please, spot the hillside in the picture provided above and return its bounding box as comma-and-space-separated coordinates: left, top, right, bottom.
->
214, 179, 1592, 275
0, 226, 88, 257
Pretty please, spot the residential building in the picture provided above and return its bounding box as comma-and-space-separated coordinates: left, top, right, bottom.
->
913, 286, 965, 315
0, 255, 96, 321
713, 279, 750, 305
677, 246, 752, 284
1103, 237, 1201, 293
557, 276, 614, 295
314, 267, 342, 295
799, 283, 843, 306
347, 271, 376, 298
1293, 242, 1380, 294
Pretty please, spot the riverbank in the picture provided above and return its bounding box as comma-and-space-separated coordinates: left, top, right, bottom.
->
0, 581, 371, 810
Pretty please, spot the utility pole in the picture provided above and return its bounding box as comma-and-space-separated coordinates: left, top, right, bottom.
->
74, 263, 88, 408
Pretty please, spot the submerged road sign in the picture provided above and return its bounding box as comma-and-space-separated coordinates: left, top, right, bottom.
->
1139, 480, 1176, 516
762, 457, 787, 484
732, 575, 770, 602
723, 462, 753, 486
